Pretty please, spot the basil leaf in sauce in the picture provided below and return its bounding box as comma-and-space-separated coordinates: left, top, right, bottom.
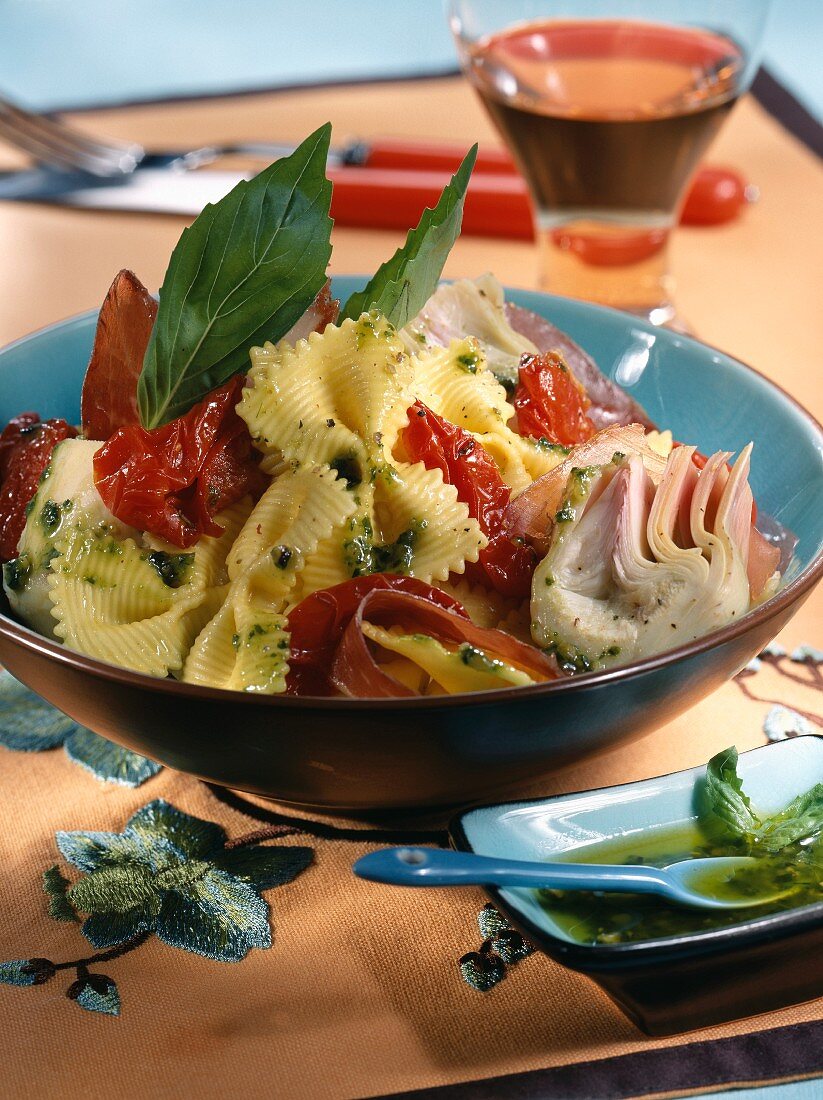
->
138, 124, 333, 428
339, 145, 477, 330
704, 746, 761, 838
757, 783, 823, 852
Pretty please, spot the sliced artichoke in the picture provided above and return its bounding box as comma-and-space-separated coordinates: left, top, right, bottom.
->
401, 274, 536, 389
531, 444, 773, 671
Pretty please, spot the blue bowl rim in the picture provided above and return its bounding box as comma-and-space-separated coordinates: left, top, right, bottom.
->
0, 288, 821, 709
448, 736, 823, 965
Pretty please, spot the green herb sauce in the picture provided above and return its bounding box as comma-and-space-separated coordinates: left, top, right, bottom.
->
343, 516, 427, 577
145, 550, 194, 589
538, 825, 822, 945
538, 749, 823, 945
2, 554, 32, 592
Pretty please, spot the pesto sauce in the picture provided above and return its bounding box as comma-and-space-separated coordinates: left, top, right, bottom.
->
542, 634, 620, 674
145, 550, 194, 589
37, 498, 73, 536
456, 350, 480, 374
2, 554, 32, 592
538, 825, 823, 945
343, 516, 427, 577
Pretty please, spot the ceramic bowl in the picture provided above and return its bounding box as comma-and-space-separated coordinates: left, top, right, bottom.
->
451, 736, 823, 1035
0, 281, 821, 813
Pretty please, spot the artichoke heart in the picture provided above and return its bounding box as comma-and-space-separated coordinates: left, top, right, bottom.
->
531, 444, 769, 670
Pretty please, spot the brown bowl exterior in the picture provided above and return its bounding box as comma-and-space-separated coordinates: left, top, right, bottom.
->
0, 581, 813, 813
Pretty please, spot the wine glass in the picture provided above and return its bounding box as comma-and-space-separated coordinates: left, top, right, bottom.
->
448, 0, 772, 325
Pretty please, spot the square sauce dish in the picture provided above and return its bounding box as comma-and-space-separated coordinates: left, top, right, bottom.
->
451, 737, 823, 1035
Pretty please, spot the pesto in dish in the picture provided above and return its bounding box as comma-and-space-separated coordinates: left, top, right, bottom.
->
538, 747, 823, 945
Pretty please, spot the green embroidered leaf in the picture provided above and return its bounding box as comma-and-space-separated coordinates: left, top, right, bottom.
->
704, 746, 761, 839
81, 908, 153, 949
68, 865, 160, 916
64, 728, 162, 788
68, 974, 120, 1017
212, 844, 313, 889
0, 959, 39, 986
459, 951, 506, 993
0, 669, 74, 751
43, 864, 78, 922
488, 929, 534, 965
126, 801, 226, 858
56, 829, 149, 872
339, 145, 478, 330
477, 903, 510, 940
155, 868, 271, 961
137, 123, 334, 427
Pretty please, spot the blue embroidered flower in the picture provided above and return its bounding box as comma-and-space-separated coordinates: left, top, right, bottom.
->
0, 669, 160, 786
57, 800, 313, 962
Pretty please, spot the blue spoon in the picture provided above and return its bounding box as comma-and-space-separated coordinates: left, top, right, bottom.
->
353, 847, 785, 911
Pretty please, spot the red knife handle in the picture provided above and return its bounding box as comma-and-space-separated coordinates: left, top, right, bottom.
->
353, 137, 517, 175
328, 163, 753, 243
328, 166, 532, 239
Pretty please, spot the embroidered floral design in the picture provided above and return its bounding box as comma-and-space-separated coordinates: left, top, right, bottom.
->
735, 642, 822, 735
0, 800, 313, 1016
764, 704, 816, 741
459, 903, 534, 992
0, 669, 161, 787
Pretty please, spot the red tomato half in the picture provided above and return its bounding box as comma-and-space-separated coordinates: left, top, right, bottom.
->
94, 376, 265, 548
513, 352, 596, 447
400, 401, 537, 600
286, 575, 467, 695
0, 416, 78, 561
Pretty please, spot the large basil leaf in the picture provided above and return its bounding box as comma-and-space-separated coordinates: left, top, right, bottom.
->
704, 746, 761, 838
138, 124, 333, 428
339, 145, 477, 330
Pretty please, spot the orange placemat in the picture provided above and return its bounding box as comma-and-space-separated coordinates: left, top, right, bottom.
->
0, 644, 821, 1100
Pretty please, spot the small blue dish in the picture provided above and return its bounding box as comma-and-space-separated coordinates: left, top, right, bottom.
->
451, 737, 823, 1035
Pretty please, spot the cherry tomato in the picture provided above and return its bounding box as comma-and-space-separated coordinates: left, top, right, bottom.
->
0, 412, 41, 482
94, 375, 265, 548
513, 352, 596, 447
286, 574, 467, 695
680, 166, 749, 226
400, 401, 537, 600
0, 416, 78, 561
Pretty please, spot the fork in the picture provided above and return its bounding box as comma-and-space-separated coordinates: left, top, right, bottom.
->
0, 93, 305, 178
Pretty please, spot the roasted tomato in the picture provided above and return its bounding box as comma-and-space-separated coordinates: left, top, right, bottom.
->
0, 416, 78, 560
94, 376, 265, 548
400, 401, 536, 599
286, 575, 467, 696
513, 351, 596, 446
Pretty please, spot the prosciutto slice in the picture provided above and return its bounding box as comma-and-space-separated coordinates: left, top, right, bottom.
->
331, 590, 558, 697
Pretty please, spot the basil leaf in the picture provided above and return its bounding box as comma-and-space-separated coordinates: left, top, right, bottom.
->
758, 783, 823, 852
704, 746, 761, 838
339, 144, 477, 329
138, 123, 333, 428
